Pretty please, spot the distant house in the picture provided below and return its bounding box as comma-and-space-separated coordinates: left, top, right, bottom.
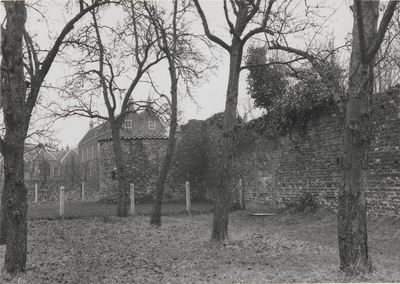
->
78, 99, 166, 198
23, 146, 80, 201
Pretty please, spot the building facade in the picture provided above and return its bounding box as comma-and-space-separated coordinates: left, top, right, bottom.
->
78, 100, 166, 198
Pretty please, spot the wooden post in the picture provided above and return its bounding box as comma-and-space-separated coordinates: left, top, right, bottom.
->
239, 179, 244, 210
35, 183, 38, 203
81, 181, 85, 201
185, 181, 191, 214
60, 186, 65, 217
130, 183, 135, 215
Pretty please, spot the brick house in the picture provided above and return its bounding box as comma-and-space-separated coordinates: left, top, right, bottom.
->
79, 99, 166, 199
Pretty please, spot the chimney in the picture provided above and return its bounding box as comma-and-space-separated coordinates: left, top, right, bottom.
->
146, 95, 152, 110
128, 98, 135, 112
89, 120, 94, 129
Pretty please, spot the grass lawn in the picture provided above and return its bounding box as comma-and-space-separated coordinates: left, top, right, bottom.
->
1, 206, 399, 283
27, 201, 214, 220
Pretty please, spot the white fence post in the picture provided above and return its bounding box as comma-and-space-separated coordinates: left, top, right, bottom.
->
60, 186, 65, 217
81, 181, 85, 201
130, 183, 135, 215
35, 183, 38, 203
239, 179, 244, 210
185, 181, 191, 214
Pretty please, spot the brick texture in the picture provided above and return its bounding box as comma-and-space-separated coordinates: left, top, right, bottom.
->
180, 87, 400, 216
98, 87, 399, 217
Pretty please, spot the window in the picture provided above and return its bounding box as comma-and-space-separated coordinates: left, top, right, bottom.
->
148, 120, 156, 130
92, 145, 95, 159
53, 166, 59, 176
125, 120, 132, 129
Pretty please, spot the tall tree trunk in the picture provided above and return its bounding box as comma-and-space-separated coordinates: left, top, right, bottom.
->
0, 142, 29, 273
150, 99, 177, 225
211, 44, 242, 241
150, 2, 179, 225
338, 1, 379, 275
110, 124, 129, 217
0, 1, 29, 273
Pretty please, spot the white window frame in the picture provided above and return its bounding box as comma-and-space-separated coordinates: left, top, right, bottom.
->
125, 120, 132, 129
148, 120, 156, 130
53, 166, 59, 176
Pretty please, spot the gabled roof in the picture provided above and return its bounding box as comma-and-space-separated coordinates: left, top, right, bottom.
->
78, 122, 109, 146
23, 146, 77, 164
33, 149, 57, 161
59, 148, 79, 164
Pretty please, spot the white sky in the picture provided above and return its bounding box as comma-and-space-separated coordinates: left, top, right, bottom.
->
2, 0, 354, 149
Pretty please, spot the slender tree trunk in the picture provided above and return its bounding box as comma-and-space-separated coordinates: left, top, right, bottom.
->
150, 21, 179, 225
150, 109, 177, 225
110, 124, 129, 217
0, 1, 29, 273
338, 1, 379, 275
211, 44, 242, 241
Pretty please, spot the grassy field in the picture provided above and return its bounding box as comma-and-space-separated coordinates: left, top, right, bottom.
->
1, 203, 399, 283
27, 201, 214, 220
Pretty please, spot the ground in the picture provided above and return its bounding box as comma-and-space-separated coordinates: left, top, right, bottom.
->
0, 202, 399, 283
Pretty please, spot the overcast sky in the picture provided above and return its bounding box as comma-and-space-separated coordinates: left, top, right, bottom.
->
13, 0, 353, 149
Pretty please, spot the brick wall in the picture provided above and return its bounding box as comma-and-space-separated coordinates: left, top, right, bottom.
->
366, 88, 400, 215
97, 87, 399, 216
233, 87, 399, 216
177, 87, 399, 216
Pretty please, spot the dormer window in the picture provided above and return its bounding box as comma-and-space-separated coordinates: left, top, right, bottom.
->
148, 120, 156, 130
125, 120, 132, 129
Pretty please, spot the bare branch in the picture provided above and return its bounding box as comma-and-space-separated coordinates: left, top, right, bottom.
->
366, 1, 399, 61
269, 42, 344, 106
193, 0, 231, 51
224, 0, 240, 41
240, 56, 305, 71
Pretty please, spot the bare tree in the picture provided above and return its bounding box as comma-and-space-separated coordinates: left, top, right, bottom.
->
0, 0, 109, 274
194, 0, 277, 241
143, 0, 211, 226
337, 0, 398, 274
57, 2, 165, 217
266, 0, 398, 275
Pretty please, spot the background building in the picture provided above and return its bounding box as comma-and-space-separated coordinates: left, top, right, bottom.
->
78, 99, 166, 198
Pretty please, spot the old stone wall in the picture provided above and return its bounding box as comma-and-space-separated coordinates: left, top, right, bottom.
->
235, 88, 399, 216
99, 131, 208, 203
366, 88, 400, 215
99, 138, 168, 203
98, 88, 399, 216
166, 120, 208, 201
181, 87, 399, 216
